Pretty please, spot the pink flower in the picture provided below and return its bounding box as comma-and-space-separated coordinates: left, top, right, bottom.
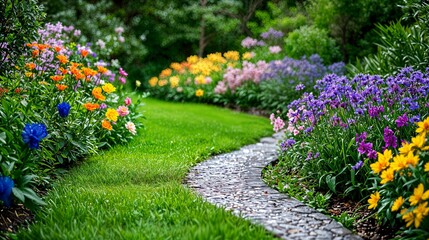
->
125, 122, 136, 135
269, 45, 282, 54
270, 114, 285, 133
117, 106, 129, 117
119, 77, 126, 84
119, 68, 128, 76
124, 97, 132, 106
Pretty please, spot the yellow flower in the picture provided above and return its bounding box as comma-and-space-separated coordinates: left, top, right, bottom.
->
380, 168, 395, 184
149, 77, 158, 87
404, 151, 419, 167
169, 76, 180, 88
425, 162, 429, 172
223, 51, 239, 61
187, 55, 199, 64
207, 52, 226, 64
411, 133, 429, 151
105, 108, 119, 122
391, 196, 404, 212
135, 80, 141, 87
416, 117, 429, 135
409, 183, 429, 206
390, 155, 408, 172
399, 141, 413, 156
368, 191, 380, 210
242, 52, 254, 60
194, 75, 206, 84
195, 89, 204, 97
370, 149, 392, 174
102, 83, 116, 94
401, 208, 417, 228
101, 119, 112, 131
170, 62, 183, 72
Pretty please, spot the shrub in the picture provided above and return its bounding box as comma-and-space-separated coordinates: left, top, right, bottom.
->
283, 25, 341, 64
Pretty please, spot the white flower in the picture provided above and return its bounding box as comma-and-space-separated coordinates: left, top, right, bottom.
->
125, 122, 136, 135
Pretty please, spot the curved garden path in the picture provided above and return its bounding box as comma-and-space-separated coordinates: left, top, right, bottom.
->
185, 132, 362, 240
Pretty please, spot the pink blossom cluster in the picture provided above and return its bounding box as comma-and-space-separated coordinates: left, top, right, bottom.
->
214, 61, 269, 94
241, 37, 265, 49
270, 113, 285, 132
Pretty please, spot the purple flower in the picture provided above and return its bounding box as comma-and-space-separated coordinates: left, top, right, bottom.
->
100, 103, 107, 109
368, 150, 377, 160
0, 176, 14, 207
358, 141, 373, 155
57, 102, 71, 118
355, 132, 367, 144
281, 138, 296, 151
351, 160, 364, 171
295, 84, 305, 91
410, 115, 421, 124
119, 67, 128, 77
22, 123, 48, 149
304, 126, 313, 134
383, 127, 397, 149
395, 113, 408, 128
368, 106, 384, 118
306, 151, 313, 161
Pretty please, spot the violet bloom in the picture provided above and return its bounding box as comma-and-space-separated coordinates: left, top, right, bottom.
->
355, 132, 367, 144
351, 160, 364, 171
358, 141, 373, 155
395, 113, 408, 128
295, 84, 305, 91
367, 150, 377, 160
281, 138, 296, 151
383, 127, 397, 149
306, 151, 313, 161
410, 115, 420, 124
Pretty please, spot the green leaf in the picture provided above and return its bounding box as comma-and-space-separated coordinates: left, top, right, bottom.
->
0, 132, 6, 145
22, 187, 46, 206
12, 187, 25, 202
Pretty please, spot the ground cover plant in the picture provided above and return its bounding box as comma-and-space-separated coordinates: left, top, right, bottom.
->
12, 98, 275, 239
0, 20, 142, 211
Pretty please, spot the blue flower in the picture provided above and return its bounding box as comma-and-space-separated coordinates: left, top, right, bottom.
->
57, 102, 71, 118
22, 123, 48, 149
0, 176, 14, 207
351, 160, 364, 171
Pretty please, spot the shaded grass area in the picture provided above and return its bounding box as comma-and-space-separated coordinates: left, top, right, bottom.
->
14, 98, 275, 239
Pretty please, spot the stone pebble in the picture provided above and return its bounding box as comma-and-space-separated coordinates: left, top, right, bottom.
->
185, 132, 362, 240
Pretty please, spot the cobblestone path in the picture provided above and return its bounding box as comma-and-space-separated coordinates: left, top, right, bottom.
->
185, 132, 362, 240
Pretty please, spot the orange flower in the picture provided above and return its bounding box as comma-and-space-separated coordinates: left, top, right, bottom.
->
59, 67, 68, 75
37, 44, 50, 51
92, 87, 106, 101
97, 65, 108, 74
83, 102, 100, 111
25, 62, 36, 70
32, 49, 39, 57
101, 119, 112, 130
56, 84, 68, 91
160, 68, 172, 78
81, 49, 89, 57
54, 46, 62, 52
50, 75, 64, 82
82, 67, 97, 77
73, 70, 85, 80
57, 55, 68, 64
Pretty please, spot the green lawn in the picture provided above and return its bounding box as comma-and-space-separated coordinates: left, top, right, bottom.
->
15, 97, 276, 239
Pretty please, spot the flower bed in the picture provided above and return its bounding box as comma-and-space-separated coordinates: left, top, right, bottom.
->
270, 67, 429, 237
0, 22, 143, 209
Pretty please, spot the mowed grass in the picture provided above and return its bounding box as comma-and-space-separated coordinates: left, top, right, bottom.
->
16, 97, 276, 239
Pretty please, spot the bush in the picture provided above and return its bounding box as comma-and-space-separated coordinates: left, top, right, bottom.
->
349, 2, 429, 76
0, 22, 143, 209
0, 0, 45, 73
284, 25, 341, 65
